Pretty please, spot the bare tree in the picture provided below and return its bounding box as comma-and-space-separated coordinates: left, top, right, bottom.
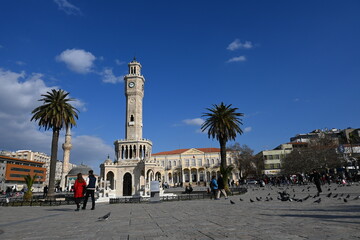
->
282, 136, 346, 175
228, 143, 257, 179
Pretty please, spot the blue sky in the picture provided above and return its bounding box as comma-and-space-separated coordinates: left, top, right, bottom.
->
1, 0, 360, 171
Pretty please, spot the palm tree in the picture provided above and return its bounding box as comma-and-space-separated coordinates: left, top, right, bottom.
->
23, 174, 37, 201
201, 102, 244, 190
31, 89, 79, 198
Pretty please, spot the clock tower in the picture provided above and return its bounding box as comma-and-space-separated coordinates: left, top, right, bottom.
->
102, 58, 162, 197
124, 58, 145, 140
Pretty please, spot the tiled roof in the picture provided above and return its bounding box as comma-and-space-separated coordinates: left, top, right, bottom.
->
152, 147, 220, 156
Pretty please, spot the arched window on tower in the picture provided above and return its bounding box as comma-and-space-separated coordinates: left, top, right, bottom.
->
121, 146, 125, 160
129, 145, 133, 159
139, 145, 143, 159
130, 115, 134, 122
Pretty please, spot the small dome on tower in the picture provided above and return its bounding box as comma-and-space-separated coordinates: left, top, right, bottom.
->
103, 155, 113, 165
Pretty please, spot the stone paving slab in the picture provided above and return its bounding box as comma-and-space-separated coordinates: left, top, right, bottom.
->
1, 184, 360, 240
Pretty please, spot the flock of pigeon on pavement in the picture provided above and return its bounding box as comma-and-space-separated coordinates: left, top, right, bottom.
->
229, 183, 360, 205
97, 183, 360, 220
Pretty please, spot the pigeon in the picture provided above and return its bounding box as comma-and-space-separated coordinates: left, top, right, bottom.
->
302, 189, 305, 192
230, 200, 235, 204
333, 194, 338, 198
353, 195, 360, 200
346, 194, 350, 199
98, 212, 111, 221
344, 198, 348, 203
269, 197, 273, 201
256, 197, 261, 201
313, 198, 321, 203
326, 192, 332, 198
239, 198, 244, 201
327, 188, 331, 191
302, 195, 310, 201
250, 199, 254, 203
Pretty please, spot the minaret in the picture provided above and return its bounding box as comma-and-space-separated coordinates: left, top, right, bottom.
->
124, 58, 145, 140
60, 126, 72, 190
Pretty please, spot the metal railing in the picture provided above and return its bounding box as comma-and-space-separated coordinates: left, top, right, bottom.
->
110, 187, 247, 204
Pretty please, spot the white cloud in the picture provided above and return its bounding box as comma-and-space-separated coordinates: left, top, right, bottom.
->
0, 68, 111, 172
115, 59, 125, 66
227, 56, 247, 63
244, 127, 252, 133
54, 0, 82, 15
227, 39, 253, 51
183, 118, 204, 126
293, 98, 300, 102
56, 49, 96, 74
101, 68, 123, 84
0, 44, 3, 48
68, 135, 113, 170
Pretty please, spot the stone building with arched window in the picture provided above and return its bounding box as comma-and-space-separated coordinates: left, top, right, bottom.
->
151, 148, 239, 187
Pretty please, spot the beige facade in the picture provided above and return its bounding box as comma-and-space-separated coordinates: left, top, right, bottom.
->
151, 148, 239, 186
260, 143, 306, 176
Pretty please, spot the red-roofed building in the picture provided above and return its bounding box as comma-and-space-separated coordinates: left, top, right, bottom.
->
151, 148, 239, 187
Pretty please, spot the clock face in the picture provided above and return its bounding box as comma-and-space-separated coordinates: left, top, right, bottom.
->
128, 82, 135, 88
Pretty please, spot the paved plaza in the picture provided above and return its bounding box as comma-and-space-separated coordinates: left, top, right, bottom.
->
1, 184, 360, 240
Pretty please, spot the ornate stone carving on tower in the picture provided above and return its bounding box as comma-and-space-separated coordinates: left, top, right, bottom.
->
100, 58, 163, 197
60, 126, 72, 190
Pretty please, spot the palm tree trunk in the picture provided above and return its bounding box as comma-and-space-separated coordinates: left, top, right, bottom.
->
219, 138, 229, 190
47, 128, 60, 198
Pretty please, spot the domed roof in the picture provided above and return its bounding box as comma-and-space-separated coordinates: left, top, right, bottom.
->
104, 159, 113, 165
68, 164, 92, 176
103, 155, 113, 165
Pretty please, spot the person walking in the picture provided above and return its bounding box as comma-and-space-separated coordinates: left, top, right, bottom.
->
210, 175, 219, 200
74, 173, 86, 211
82, 170, 97, 210
217, 175, 228, 199
311, 169, 322, 194
43, 185, 48, 199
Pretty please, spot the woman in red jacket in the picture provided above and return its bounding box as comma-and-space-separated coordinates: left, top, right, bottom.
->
74, 173, 86, 211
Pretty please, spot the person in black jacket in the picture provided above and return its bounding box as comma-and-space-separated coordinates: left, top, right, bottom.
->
310, 169, 322, 193
82, 170, 97, 210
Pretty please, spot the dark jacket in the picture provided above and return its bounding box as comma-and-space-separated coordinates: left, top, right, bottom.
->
86, 175, 97, 190
217, 176, 225, 189
311, 172, 321, 184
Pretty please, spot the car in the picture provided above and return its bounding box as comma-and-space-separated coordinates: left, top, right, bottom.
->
247, 179, 258, 184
